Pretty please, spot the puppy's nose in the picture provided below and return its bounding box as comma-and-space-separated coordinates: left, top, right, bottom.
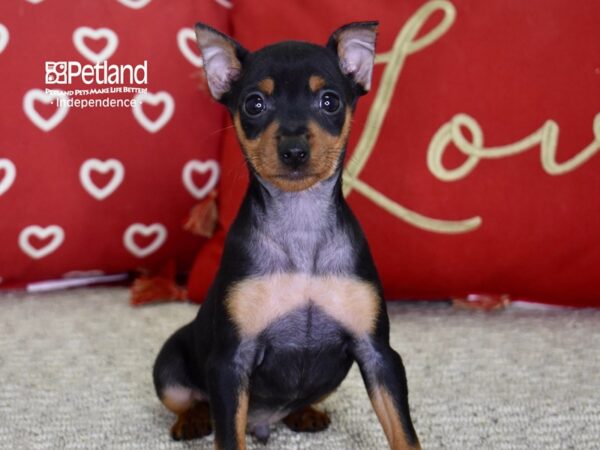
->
279, 147, 309, 167
278, 138, 310, 169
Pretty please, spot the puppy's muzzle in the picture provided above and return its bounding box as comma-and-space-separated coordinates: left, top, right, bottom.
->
278, 136, 310, 170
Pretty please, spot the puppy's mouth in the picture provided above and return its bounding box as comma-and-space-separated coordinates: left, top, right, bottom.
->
262, 169, 326, 192
274, 170, 317, 181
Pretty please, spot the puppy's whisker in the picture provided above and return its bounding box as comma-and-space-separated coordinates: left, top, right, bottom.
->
207, 124, 236, 137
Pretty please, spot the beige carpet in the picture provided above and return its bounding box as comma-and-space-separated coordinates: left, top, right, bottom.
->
0, 287, 598, 450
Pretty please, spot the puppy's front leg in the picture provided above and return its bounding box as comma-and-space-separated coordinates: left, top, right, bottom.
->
353, 338, 421, 450
206, 354, 249, 450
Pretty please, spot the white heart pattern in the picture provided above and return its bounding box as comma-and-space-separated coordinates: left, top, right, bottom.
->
19, 225, 65, 259
117, 0, 151, 9
0, 23, 9, 55
182, 160, 220, 199
123, 223, 167, 258
25, 0, 44, 4
132, 91, 175, 133
23, 89, 70, 132
0, 159, 16, 196
73, 27, 119, 64
79, 158, 125, 200
177, 28, 203, 67
214, 0, 233, 9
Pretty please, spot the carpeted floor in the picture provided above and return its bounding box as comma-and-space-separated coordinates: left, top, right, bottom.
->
0, 288, 598, 450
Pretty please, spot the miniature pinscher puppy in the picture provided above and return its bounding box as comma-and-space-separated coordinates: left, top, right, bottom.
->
153, 21, 421, 450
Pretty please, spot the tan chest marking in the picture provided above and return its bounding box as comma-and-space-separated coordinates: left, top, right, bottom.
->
226, 273, 379, 338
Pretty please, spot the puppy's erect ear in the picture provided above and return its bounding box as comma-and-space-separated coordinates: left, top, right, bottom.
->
327, 21, 378, 94
195, 23, 248, 101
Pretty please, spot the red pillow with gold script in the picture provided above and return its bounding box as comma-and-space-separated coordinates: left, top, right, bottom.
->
188, 0, 600, 307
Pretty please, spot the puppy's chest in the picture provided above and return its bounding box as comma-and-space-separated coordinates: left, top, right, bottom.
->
247, 184, 355, 274
230, 186, 377, 339
226, 273, 379, 339
250, 227, 353, 274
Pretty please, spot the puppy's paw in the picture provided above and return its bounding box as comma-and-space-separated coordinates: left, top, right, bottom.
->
283, 405, 331, 433
170, 401, 212, 441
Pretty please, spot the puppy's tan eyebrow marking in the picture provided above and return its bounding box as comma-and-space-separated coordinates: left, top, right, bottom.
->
257, 77, 275, 95
309, 75, 326, 92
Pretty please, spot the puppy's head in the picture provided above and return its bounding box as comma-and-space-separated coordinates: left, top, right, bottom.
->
195, 22, 377, 192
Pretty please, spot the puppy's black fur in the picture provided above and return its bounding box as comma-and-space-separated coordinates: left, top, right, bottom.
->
153, 22, 421, 450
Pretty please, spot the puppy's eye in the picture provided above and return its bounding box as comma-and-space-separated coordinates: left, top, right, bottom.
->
243, 93, 267, 116
319, 91, 341, 114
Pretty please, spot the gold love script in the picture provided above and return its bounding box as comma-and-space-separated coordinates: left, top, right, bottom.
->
342, 0, 600, 234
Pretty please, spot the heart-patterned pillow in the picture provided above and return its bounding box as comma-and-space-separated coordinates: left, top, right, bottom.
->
0, 0, 228, 290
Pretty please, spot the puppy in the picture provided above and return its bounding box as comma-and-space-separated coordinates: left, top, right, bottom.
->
153, 21, 421, 450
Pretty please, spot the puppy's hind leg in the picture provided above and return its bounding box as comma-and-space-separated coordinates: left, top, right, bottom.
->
153, 322, 212, 440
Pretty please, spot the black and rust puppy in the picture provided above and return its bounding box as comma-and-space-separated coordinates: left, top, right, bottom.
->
153, 21, 421, 450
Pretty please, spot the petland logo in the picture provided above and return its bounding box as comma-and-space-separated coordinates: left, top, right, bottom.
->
45, 60, 148, 85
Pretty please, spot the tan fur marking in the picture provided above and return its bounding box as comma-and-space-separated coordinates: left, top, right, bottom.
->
170, 401, 212, 441
306, 107, 352, 181
283, 405, 331, 432
235, 390, 249, 449
226, 273, 379, 337
258, 77, 274, 96
233, 112, 281, 180
370, 387, 421, 450
309, 75, 326, 92
233, 108, 352, 192
233, 113, 314, 192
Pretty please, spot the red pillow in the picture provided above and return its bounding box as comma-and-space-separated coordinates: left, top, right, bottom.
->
0, 0, 229, 289
189, 0, 600, 307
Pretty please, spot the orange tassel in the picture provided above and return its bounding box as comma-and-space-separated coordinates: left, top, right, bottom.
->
452, 294, 511, 311
130, 260, 187, 306
183, 190, 218, 238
